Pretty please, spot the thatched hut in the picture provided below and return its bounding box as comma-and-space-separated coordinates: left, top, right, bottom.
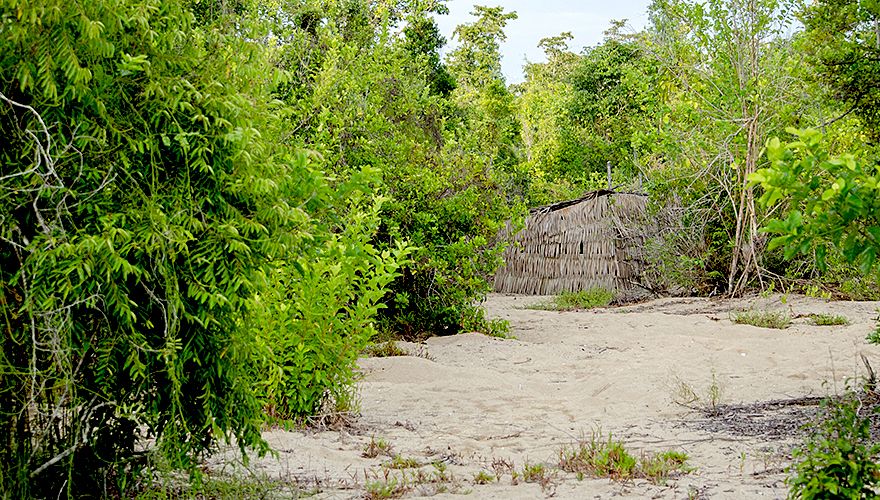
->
494, 190, 649, 296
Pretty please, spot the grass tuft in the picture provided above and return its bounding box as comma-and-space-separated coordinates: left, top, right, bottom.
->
364, 478, 407, 500
810, 313, 849, 326
527, 288, 615, 311
472, 470, 494, 484
558, 432, 690, 484
384, 455, 422, 469
868, 322, 880, 345
362, 437, 394, 458
363, 340, 408, 357
731, 309, 791, 329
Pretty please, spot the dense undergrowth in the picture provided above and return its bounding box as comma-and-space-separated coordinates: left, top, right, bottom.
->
2, 0, 880, 497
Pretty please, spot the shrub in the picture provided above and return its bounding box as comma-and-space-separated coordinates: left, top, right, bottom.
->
788, 392, 880, 499
0, 0, 310, 494
0, 1, 411, 495
251, 190, 411, 420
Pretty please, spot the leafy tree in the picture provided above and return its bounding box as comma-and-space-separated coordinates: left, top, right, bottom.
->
751, 128, 880, 277
645, 0, 800, 293
514, 33, 589, 204
273, 0, 518, 336
403, 9, 456, 97
446, 5, 518, 93
802, 0, 880, 139
0, 0, 411, 495
569, 30, 659, 185
446, 5, 523, 178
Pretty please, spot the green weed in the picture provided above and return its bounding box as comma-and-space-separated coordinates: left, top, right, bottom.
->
868, 315, 880, 344
558, 432, 690, 484
472, 470, 494, 484
640, 450, 691, 484
732, 309, 791, 329
384, 456, 422, 469
809, 313, 849, 326
362, 437, 394, 459
364, 478, 407, 500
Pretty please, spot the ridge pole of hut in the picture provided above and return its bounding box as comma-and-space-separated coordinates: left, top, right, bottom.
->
606, 161, 612, 190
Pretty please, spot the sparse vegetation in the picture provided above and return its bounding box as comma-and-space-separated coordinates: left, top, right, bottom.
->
641, 451, 692, 484
809, 313, 849, 326
671, 372, 724, 414
527, 288, 615, 311
472, 470, 495, 484
385, 456, 422, 470
365, 478, 407, 500
732, 309, 792, 329
363, 341, 410, 358
362, 438, 394, 459
558, 432, 691, 484
132, 468, 310, 499
869, 316, 880, 345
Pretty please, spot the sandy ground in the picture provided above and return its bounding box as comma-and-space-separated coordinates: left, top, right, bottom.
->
210, 293, 880, 499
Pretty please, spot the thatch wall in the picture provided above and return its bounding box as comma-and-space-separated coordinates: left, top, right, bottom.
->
494, 190, 649, 295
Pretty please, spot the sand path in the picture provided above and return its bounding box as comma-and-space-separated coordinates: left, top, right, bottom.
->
213, 293, 880, 498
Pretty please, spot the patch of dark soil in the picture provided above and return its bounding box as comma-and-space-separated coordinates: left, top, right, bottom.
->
683, 396, 825, 440
684, 392, 880, 444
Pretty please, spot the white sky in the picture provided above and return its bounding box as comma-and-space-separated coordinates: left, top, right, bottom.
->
434, 0, 653, 83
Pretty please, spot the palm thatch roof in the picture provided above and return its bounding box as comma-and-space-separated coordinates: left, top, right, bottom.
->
494, 190, 649, 296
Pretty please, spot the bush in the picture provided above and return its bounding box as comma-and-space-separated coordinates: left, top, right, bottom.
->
251, 189, 411, 420
788, 392, 880, 499
0, 0, 405, 495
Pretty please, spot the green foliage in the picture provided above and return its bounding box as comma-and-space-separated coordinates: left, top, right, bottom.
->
645, 0, 801, 293
867, 319, 880, 345
365, 478, 407, 500
0, 0, 311, 494
0, 0, 413, 495
276, 1, 520, 338
250, 187, 411, 420
472, 470, 495, 484
751, 129, 880, 278
446, 5, 518, 91
569, 37, 658, 180
385, 456, 422, 469
732, 310, 792, 329
802, 0, 880, 139
640, 450, 691, 484
788, 392, 880, 499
